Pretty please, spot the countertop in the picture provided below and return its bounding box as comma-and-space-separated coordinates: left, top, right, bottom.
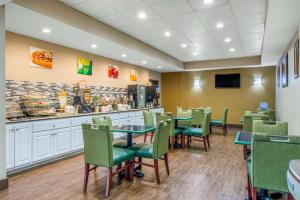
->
6, 107, 163, 124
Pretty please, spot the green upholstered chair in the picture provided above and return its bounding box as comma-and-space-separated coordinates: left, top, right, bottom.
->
191, 108, 204, 127
210, 108, 228, 136
143, 110, 155, 143
182, 112, 211, 152
92, 116, 127, 148
204, 106, 213, 113
252, 120, 288, 136
177, 109, 192, 128
243, 113, 270, 132
156, 112, 182, 149
82, 124, 135, 197
128, 119, 171, 184
247, 133, 300, 200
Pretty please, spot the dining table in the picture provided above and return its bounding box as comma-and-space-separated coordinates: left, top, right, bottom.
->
234, 131, 252, 160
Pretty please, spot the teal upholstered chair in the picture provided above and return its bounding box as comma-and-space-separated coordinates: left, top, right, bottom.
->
247, 133, 300, 200
129, 119, 171, 184
252, 120, 288, 136
191, 108, 204, 127
182, 112, 211, 152
177, 109, 192, 128
210, 108, 228, 136
82, 124, 135, 197
92, 116, 127, 148
156, 112, 182, 149
143, 110, 155, 143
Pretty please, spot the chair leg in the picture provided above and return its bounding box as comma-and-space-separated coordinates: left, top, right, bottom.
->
143, 133, 147, 143
150, 131, 154, 143
210, 125, 212, 135
181, 134, 185, 148
117, 163, 122, 178
83, 163, 90, 192
154, 159, 160, 184
164, 154, 170, 175
206, 136, 210, 149
287, 193, 294, 200
252, 187, 257, 200
138, 157, 142, 170
170, 136, 174, 149
187, 135, 190, 147
222, 126, 226, 136
129, 159, 134, 181
225, 125, 228, 136
247, 175, 252, 198
203, 137, 208, 152
105, 167, 112, 197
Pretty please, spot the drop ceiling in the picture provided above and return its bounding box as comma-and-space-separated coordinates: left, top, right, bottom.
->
60, 0, 266, 62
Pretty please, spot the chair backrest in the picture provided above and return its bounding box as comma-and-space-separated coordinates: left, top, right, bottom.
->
144, 110, 154, 126
157, 112, 175, 136
177, 109, 192, 127
191, 109, 204, 126
202, 112, 211, 136
243, 114, 269, 132
204, 106, 213, 113
92, 116, 112, 128
152, 120, 171, 159
221, 108, 229, 125
82, 124, 113, 168
253, 120, 288, 136
251, 133, 300, 192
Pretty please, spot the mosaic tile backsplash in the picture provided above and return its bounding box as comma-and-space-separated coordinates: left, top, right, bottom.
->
6, 80, 128, 105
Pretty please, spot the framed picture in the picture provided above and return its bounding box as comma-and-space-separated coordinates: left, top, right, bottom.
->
130, 69, 138, 81
108, 65, 119, 79
276, 64, 281, 88
30, 47, 53, 69
294, 39, 299, 78
77, 57, 92, 75
281, 54, 288, 88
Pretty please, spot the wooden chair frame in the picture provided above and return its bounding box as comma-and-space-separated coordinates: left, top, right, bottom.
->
182, 135, 210, 152
144, 131, 154, 143
210, 124, 227, 136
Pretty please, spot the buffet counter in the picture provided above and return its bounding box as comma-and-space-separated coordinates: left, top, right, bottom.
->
5, 107, 164, 175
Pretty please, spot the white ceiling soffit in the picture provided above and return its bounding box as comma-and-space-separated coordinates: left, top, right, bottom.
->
60, 0, 267, 62
262, 0, 300, 66
6, 2, 183, 72
0, 0, 12, 6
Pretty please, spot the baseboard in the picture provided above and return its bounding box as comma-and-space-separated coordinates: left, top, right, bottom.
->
0, 178, 8, 190
227, 124, 243, 129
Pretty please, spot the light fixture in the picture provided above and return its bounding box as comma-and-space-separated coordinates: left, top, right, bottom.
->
216, 22, 224, 29
254, 77, 263, 86
121, 54, 127, 58
229, 48, 235, 52
164, 31, 171, 37
224, 38, 231, 43
142, 60, 147, 64
193, 79, 201, 86
203, 0, 213, 4
42, 28, 51, 33
193, 52, 198, 56
181, 43, 187, 48
91, 44, 97, 49
138, 12, 147, 19
158, 66, 162, 69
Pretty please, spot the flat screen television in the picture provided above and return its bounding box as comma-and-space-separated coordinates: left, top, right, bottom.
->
215, 73, 240, 88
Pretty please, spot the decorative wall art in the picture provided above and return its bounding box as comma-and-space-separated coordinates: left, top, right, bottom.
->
30, 47, 53, 69
77, 57, 92, 75
108, 64, 119, 79
130, 69, 138, 81
294, 39, 299, 78
281, 54, 288, 88
276, 64, 281, 88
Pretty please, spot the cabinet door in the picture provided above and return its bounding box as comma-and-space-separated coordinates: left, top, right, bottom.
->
32, 130, 53, 162
6, 125, 15, 170
15, 123, 32, 167
53, 128, 71, 156
71, 126, 83, 151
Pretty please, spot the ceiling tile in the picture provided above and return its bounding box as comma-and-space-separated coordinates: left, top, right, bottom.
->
121, 5, 161, 23
74, 0, 117, 18
151, 0, 193, 18
230, 0, 266, 16
101, 13, 135, 28
235, 13, 265, 26
196, 4, 233, 22
188, 0, 229, 11
59, 0, 90, 6
102, 0, 145, 12
238, 23, 264, 34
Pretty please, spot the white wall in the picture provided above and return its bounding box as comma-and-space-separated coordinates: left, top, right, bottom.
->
0, 5, 6, 180
276, 28, 300, 135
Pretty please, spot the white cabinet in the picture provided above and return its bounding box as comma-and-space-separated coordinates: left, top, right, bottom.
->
6, 125, 15, 170
71, 126, 83, 151
54, 128, 71, 156
32, 130, 53, 162
14, 123, 32, 167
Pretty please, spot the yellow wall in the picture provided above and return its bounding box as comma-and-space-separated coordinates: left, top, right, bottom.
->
162, 67, 276, 124
5, 32, 161, 88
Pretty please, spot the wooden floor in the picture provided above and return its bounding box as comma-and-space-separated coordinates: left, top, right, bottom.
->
0, 127, 247, 200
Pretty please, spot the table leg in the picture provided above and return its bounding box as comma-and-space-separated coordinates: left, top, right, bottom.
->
127, 132, 132, 147
243, 145, 247, 160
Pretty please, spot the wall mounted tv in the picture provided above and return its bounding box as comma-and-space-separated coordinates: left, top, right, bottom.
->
215, 73, 240, 88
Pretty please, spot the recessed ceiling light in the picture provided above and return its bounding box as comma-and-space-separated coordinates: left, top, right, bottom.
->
142, 61, 147, 64
158, 66, 162, 69
181, 43, 187, 48
91, 44, 97, 49
121, 54, 127, 58
224, 38, 231, 43
138, 12, 147, 19
203, 0, 213, 4
229, 48, 235, 52
216, 22, 224, 29
164, 31, 171, 37
42, 28, 51, 33
193, 52, 198, 56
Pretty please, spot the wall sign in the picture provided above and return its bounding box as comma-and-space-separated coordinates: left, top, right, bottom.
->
294, 39, 299, 78
130, 69, 138, 81
77, 57, 92, 75
281, 54, 288, 88
108, 64, 119, 79
30, 47, 53, 69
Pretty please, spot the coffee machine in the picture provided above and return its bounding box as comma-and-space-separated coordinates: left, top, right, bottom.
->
128, 85, 145, 109
73, 87, 93, 113
145, 85, 160, 107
